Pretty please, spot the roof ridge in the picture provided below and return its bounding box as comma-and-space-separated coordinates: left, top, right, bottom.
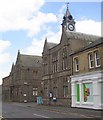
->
47, 41, 58, 44
20, 54, 42, 57
65, 30, 100, 38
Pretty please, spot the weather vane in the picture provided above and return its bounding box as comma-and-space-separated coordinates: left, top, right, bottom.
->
66, 2, 69, 9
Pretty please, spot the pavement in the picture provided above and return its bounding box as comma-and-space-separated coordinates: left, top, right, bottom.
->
10, 102, 102, 119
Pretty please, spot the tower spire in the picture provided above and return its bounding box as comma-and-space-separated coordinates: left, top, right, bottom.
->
61, 3, 76, 32
66, 2, 69, 9
65, 2, 70, 17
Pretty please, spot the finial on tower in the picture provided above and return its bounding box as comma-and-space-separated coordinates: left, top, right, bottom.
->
66, 2, 69, 10
65, 2, 70, 17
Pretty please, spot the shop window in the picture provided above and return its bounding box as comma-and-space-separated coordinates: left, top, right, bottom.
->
76, 84, 80, 102
83, 83, 93, 102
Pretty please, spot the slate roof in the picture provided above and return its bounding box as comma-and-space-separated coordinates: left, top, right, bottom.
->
70, 37, 103, 55
65, 31, 100, 42
47, 42, 57, 49
19, 54, 42, 68
45, 31, 100, 50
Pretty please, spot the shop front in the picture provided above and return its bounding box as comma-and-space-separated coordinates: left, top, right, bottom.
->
71, 71, 103, 110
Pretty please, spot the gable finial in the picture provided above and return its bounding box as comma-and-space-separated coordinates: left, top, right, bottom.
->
18, 49, 20, 54
17, 50, 20, 57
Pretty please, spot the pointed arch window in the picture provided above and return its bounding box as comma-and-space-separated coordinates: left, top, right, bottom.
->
63, 78, 69, 98
43, 57, 48, 75
62, 47, 68, 70
52, 53, 58, 73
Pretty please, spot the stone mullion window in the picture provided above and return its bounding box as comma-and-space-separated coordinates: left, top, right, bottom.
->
33, 87, 38, 96
53, 87, 58, 97
52, 55, 58, 73
62, 58, 65, 70
63, 78, 68, 98
43, 57, 48, 75
62, 47, 68, 70
52, 57, 55, 73
63, 86, 68, 98
44, 63, 47, 74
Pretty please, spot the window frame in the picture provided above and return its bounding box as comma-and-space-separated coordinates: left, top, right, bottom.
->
52, 54, 58, 73
94, 50, 101, 67
88, 53, 94, 69
62, 47, 68, 70
74, 57, 79, 72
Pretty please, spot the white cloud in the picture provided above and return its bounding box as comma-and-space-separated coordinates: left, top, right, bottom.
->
0, 40, 11, 68
25, 39, 44, 56
0, 40, 11, 53
23, 26, 61, 56
0, 40, 11, 65
0, 0, 44, 20
0, 40, 11, 84
0, 0, 58, 37
76, 19, 101, 36
26, 12, 57, 37
0, 0, 44, 32
44, 26, 62, 43
0, 53, 11, 65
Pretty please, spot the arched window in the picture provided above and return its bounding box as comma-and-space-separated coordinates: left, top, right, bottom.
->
62, 47, 68, 70
52, 53, 58, 73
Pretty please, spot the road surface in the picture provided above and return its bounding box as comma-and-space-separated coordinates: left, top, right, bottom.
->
2, 102, 102, 119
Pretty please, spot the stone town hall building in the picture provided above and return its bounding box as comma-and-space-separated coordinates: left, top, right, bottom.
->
2, 4, 101, 106
41, 5, 100, 106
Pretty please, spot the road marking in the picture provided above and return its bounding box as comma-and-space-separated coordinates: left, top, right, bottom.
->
33, 113, 50, 118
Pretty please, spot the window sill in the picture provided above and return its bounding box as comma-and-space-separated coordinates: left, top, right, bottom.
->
95, 65, 101, 68
89, 67, 94, 69
75, 70, 79, 72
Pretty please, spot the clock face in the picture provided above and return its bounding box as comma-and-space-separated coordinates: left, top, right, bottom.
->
68, 24, 74, 31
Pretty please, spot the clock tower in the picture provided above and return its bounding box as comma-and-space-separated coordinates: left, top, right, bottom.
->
62, 3, 76, 32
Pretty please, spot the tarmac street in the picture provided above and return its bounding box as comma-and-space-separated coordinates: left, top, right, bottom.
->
2, 102, 102, 119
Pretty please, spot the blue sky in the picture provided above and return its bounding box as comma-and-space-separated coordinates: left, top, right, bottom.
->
0, 0, 101, 84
